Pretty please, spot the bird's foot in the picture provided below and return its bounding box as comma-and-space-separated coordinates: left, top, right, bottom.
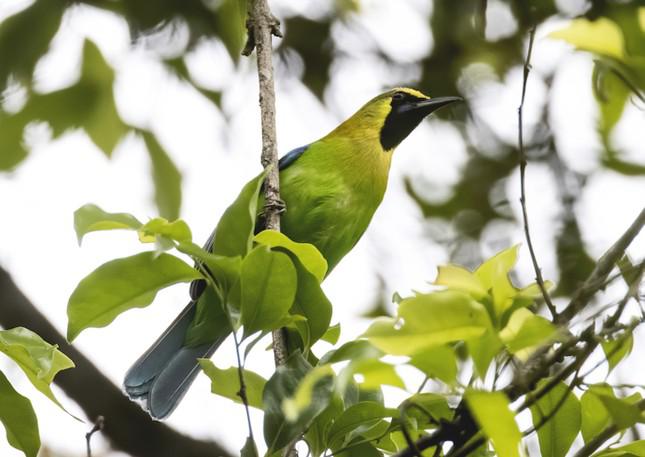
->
264, 197, 286, 215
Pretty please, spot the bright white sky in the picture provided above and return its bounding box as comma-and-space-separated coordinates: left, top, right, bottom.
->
0, 0, 644, 456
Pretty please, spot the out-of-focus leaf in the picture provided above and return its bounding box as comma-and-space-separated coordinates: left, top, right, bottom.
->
282, 364, 334, 422
67, 252, 202, 341
321, 324, 340, 345
467, 329, 503, 378
434, 264, 487, 298
474, 245, 519, 314
240, 437, 259, 457
326, 401, 389, 450
602, 332, 633, 373
347, 359, 405, 390
529, 380, 580, 457
0, 0, 66, 91
216, 0, 246, 59
254, 230, 327, 282
213, 170, 266, 258
320, 340, 382, 365
363, 291, 490, 355
304, 394, 344, 457
240, 246, 297, 338
264, 351, 332, 453
593, 62, 630, 139
138, 217, 192, 244
594, 440, 645, 457
554, 215, 596, 297
581, 384, 613, 443
0, 328, 74, 410
403, 393, 453, 427
199, 359, 266, 409
550, 17, 625, 59
465, 390, 521, 457
143, 131, 182, 220
0, 370, 40, 457
596, 393, 641, 430
499, 308, 557, 357
409, 345, 458, 385
73, 204, 142, 244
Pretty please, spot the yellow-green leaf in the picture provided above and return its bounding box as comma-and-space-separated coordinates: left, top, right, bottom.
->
550, 17, 625, 59
0, 370, 40, 457
466, 390, 521, 457
199, 359, 266, 410
74, 204, 142, 245
434, 264, 487, 298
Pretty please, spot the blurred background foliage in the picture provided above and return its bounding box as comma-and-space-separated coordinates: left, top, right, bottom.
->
0, 0, 643, 305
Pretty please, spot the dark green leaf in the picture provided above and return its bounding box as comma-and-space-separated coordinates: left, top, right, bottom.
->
334, 438, 382, 457
240, 246, 297, 338
176, 241, 241, 297
0, 328, 74, 410
73, 204, 142, 244
264, 351, 333, 453
282, 364, 335, 422
0, 370, 40, 457
67, 252, 202, 341
529, 380, 580, 457
403, 393, 453, 427
304, 394, 344, 457
466, 390, 521, 457
240, 437, 259, 457
143, 131, 182, 220
213, 171, 266, 258
326, 401, 389, 450
199, 359, 266, 409
216, 0, 247, 59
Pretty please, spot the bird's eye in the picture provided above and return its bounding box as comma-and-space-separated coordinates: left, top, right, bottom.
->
392, 92, 405, 101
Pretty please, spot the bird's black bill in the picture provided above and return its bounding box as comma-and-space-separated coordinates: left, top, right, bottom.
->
401, 96, 463, 115
380, 94, 462, 150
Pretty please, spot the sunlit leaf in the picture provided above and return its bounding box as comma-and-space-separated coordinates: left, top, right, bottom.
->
67, 252, 202, 341
73, 204, 142, 244
474, 245, 519, 314
529, 380, 580, 457
363, 291, 490, 355
213, 170, 267, 258
137, 217, 192, 244
594, 440, 645, 457
0, 328, 74, 411
467, 329, 503, 378
409, 345, 458, 385
254, 230, 328, 281
143, 131, 182, 220
434, 264, 486, 298
466, 390, 521, 457
581, 384, 613, 443
499, 308, 557, 357
347, 359, 404, 390
596, 393, 641, 430
550, 17, 625, 59
321, 324, 341, 345
199, 359, 266, 410
239, 246, 297, 338
0, 370, 40, 457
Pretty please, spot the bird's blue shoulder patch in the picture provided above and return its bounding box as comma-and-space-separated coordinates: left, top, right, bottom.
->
279, 144, 309, 170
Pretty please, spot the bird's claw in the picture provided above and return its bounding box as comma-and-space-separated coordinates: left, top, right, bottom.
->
264, 198, 286, 215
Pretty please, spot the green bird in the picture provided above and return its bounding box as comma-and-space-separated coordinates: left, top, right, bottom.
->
124, 87, 461, 418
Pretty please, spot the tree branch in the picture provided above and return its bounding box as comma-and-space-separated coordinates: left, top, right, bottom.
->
0, 266, 233, 457
517, 26, 557, 318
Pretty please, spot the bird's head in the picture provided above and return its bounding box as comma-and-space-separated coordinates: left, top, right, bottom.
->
335, 88, 462, 151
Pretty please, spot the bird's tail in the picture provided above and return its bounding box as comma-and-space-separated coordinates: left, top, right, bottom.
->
123, 301, 228, 419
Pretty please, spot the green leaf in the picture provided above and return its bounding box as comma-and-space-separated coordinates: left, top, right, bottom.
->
304, 394, 344, 457
240, 246, 297, 338
321, 324, 341, 345
216, 0, 247, 59
529, 380, 580, 457
593, 62, 630, 139
176, 241, 241, 297
67, 252, 202, 341
550, 17, 625, 59
326, 401, 389, 450
264, 351, 333, 453
320, 340, 383, 365
199, 359, 266, 410
334, 438, 382, 457
288, 256, 333, 348
434, 264, 486, 298
594, 440, 645, 457
474, 245, 519, 315
499, 308, 557, 357
403, 393, 453, 426
409, 345, 458, 385
581, 384, 614, 443
596, 393, 641, 430
363, 291, 490, 355
282, 364, 335, 422
602, 332, 633, 373
465, 390, 521, 457
0, 328, 74, 410
138, 217, 192, 244
73, 204, 142, 244
255, 230, 328, 282
213, 170, 267, 258
143, 131, 182, 220
467, 329, 503, 378
347, 359, 405, 390
0, 370, 40, 457
240, 437, 259, 457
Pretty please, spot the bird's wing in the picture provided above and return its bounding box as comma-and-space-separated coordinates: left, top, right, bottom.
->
278, 144, 309, 170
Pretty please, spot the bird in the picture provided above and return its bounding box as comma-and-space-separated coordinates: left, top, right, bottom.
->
123, 87, 462, 419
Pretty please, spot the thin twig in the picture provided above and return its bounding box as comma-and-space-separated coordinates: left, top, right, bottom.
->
232, 330, 257, 450
85, 416, 104, 457
517, 26, 558, 319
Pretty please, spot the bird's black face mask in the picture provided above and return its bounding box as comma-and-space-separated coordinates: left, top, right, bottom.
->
380, 92, 462, 151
